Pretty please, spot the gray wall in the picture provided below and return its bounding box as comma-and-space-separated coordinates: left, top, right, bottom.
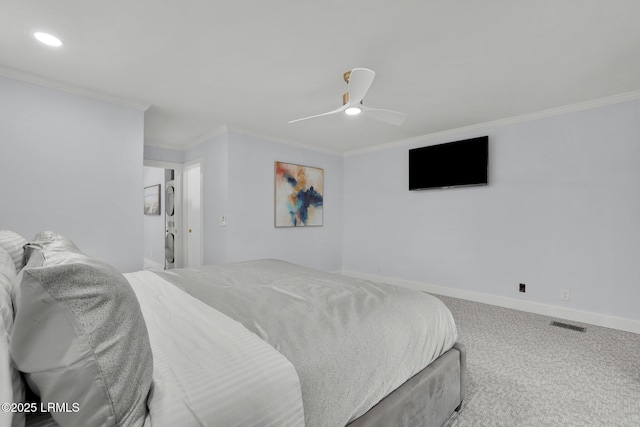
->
343, 99, 640, 323
0, 76, 144, 272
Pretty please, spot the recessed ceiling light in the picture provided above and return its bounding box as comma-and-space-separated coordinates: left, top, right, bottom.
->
34, 32, 63, 47
345, 106, 362, 116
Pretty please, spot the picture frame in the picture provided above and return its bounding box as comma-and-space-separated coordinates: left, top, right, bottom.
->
274, 161, 324, 227
144, 184, 161, 215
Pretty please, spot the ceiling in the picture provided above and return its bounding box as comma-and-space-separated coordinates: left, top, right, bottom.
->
1, 1, 639, 154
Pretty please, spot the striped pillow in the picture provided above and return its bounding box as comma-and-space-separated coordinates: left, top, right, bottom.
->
0, 247, 26, 427
0, 230, 28, 272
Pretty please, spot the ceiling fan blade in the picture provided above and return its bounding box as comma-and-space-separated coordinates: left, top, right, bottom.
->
288, 104, 348, 124
361, 106, 407, 126
348, 68, 375, 103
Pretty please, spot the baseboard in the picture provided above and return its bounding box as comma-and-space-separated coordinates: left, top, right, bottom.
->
340, 270, 640, 335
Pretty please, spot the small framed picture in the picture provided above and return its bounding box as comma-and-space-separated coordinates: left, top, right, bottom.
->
144, 184, 161, 215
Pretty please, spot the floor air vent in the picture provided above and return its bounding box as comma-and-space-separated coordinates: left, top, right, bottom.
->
550, 321, 586, 333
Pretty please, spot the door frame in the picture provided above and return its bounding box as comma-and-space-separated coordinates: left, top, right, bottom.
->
143, 160, 184, 268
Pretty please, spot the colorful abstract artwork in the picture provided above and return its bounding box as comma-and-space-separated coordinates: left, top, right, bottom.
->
275, 162, 324, 227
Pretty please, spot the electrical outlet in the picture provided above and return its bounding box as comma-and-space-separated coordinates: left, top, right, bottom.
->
560, 289, 571, 301
519, 283, 526, 293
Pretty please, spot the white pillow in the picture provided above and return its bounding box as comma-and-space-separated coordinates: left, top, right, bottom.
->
0, 247, 25, 427
0, 230, 28, 272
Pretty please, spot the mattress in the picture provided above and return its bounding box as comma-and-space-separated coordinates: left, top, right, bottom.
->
154, 259, 458, 427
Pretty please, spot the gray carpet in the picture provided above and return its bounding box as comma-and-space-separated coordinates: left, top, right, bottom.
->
435, 295, 640, 427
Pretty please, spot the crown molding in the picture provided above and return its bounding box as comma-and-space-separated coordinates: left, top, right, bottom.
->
144, 126, 228, 152
145, 125, 230, 152
142, 141, 186, 152
146, 124, 343, 155
0, 65, 150, 111
344, 90, 640, 156
225, 125, 344, 156
157, 89, 640, 157
181, 125, 229, 150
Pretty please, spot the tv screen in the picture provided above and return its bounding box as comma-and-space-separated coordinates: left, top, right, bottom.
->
409, 136, 488, 190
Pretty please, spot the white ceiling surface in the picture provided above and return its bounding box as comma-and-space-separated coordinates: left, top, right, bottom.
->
1, 1, 639, 154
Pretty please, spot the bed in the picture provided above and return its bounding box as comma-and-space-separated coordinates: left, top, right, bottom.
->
0, 230, 465, 427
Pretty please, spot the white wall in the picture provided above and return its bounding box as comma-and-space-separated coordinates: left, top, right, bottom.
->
225, 133, 344, 271
148, 131, 344, 271
0, 76, 144, 272
143, 167, 165, 267
140, 92, 640, 330
144, 145, 184, 164
184, 133, 229, 265
343, 99, 640, 326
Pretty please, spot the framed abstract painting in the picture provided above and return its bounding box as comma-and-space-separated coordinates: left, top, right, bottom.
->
274, 162, 324, 227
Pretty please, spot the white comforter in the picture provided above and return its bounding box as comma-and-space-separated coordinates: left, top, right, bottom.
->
126, 270, 305, 427
154, 260, 459, 427
22, 260, 456, 427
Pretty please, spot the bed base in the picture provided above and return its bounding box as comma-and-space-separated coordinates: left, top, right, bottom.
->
25, 343, 466, 427
347, 342, 466, 427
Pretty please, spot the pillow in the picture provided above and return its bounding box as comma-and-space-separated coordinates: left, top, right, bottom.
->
10, 234, 153, 427
0, 247, 25, 427
0, 246, 16, 295
24, 231, 84, 267
0, 230, 28, 272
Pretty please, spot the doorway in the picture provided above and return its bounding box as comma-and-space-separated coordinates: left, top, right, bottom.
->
143, 165, 170, 269
143, 159, 203, 269
143, 160, 183, 269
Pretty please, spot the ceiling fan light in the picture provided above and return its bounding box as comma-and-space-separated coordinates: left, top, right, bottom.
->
345, 106, 362, 116
34, 32, 63, 47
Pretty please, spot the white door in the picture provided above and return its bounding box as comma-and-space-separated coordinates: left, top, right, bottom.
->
184, 162, 202, 267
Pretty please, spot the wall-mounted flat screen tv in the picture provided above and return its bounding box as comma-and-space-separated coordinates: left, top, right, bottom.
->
409, 136, 488, 190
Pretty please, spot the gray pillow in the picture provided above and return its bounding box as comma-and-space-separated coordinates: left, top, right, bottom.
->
10, 234, 153, 427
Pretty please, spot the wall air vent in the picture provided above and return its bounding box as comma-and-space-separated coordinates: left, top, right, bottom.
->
550, 321, 586, 333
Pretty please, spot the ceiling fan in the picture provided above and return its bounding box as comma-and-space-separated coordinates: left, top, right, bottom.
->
288, 68, 407, 126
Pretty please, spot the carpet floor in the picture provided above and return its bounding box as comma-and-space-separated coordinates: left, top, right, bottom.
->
436, 295, 640, 427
